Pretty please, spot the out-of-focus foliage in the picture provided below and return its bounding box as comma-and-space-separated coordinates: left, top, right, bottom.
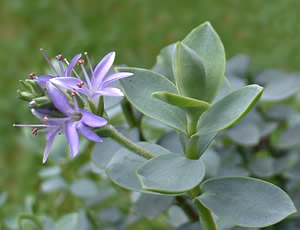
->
3, 0, 300, 229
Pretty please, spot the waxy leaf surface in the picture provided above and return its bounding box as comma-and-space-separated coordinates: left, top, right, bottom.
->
196, 85, 263, 136
117, 67, 187, 134
197, 177, 297, 228
136, 154, 205, 194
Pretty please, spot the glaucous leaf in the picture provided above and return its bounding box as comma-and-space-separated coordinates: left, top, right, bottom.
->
168, 205, 189, 228
261, 74, 300, 101
117, 67, 187, 134
183, 22, 226, 103
158, 131, 184, 155
136, 154, 205, 193
105, 142, 175, 194
70, 179, 99, 198
134, 194, 174, 218
248, 157, 276, 178
172, 42, 207, 101
41, 177, 67, 193
196, 85, 263, 136
226, 54, 250, 78
278, 124, 300, 149
200, 148, 221, 178
99, 207, 122, 223
227, 122, 260, 146
55, 213, 80, 230
197, 177, 297, 228
0, 192, 8, 207
39, 166, 61, 178
213, 77, 232, 104
254, 69, 286, 85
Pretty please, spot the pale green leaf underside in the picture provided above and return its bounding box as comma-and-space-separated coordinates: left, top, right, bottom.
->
196, 85, 263, 136
136, 154, 205, 194
197, 177, 297, 228
117, 67, 187, 134
183, 21, 226, 103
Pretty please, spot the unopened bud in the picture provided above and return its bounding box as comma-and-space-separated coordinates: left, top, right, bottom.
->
17, 90, 35, 101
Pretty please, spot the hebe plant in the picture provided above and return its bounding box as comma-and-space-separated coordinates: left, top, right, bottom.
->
13, 22, 297, 229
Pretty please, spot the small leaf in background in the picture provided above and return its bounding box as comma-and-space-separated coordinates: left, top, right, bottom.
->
70, 179, 100, 198
105, 142, 172, 194
0, 191, 8, 207
158, 131, 184, 155
39, 166, 61, 178
197, 177, 297, 228
98, 207, 122, 223
226, 54, 250, 78
176, 222, 202, 230
261, 74, 300, 101
136, 154, 205, 193
201, 148, 221, 178
213, 77, 232, 104
254, 69, 286, 85
118, 67, 187, 134
249, 157, 276, 178
134, 193, 174, 218
183, 22, 226, 103
168, 205, 189, 228
196, 85, 263, 136
278, 124, 300, 149
227, 121, 260, 146
41, 177, 67, 193
55, 213, 80, 230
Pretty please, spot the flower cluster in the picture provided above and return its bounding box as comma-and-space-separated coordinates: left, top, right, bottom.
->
15, 49, 133, 163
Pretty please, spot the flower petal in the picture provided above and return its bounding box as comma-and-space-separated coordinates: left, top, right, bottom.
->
43, 127, 60, 163
94, 87, 124, 97
76, 122, 103, 142
101, 72, 133, 88
65, 121, 79, 157
50, 77, 89, 95
92, 52, 115, 87
36, 75, 55, 87
65, 54, 82, 76
46, 82, 75, 116
79, 109, 107, 127
31, 109, 69, 125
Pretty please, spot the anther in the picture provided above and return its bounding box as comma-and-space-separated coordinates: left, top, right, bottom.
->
56, 54, 63, 61
76, 81, 85, 88
71, 88, 77, 96
32, 128, 38, 135
29, 72, 36, 79
77, 59, 84, 65
43, 115, 49, 122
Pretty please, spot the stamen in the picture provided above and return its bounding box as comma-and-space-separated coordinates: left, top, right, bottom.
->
71, 88, 77, 97
29, 72, 36, 79
40, 48, 59, 76
13, 124, 48, 128
72, 92, 79, 113
76, 81, 84, 88
43, 115, 49, 122
77, 59, 85, 65
56, 54, 65, 74
84, 52, 95, 79
32, 128, 38, 135
64, 58, 81, 79
79, 61, 92, 89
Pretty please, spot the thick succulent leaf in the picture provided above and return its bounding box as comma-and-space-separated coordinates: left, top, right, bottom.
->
227, 121, 260, 146
153, 43, 176, 82
278, 124, 300, 149
200, 148, 221, 178
134, 194, 174, 218
226, 54, 250, 78
183, 22, 225, 103
261, 74, 300, 101
173, 42, 207, 100
195, 85, 263, 136
136, 154, 205, 194
70, 179, 99, 198
213, 76, 232, 104
117, 67, 187, 134
105, 142, 180, 195
197, 177, 297, 228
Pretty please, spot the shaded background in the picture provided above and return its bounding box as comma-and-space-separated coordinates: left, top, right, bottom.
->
1, 0, 300, 223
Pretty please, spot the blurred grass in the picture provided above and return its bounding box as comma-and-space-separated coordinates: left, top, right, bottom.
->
1, 0, 300, 219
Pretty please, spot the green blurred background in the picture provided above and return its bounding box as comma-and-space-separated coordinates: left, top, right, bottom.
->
1, 0, 300, 219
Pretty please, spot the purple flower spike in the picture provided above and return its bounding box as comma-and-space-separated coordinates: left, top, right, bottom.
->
50, 52, 133, 101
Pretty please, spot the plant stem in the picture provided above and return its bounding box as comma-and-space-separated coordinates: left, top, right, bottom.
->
175, 196, 199, 222
107, 125, 155, 159
194, 200, 216, 230
121, 98, 138, 128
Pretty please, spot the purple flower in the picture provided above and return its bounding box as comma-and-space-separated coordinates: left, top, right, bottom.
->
35, 49, 82, 87
50, 52, 133, 100
14, 83, 107, 163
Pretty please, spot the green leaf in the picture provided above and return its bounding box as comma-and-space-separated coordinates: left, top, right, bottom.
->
117, 67, 187, 134
153, 43, 176, 82
70, 179, 99, 198
55, 213, 80, 230
197, 177, 297, 228
136, 154, 205, 194
173, 42, 207, 101
226, 54, 250, 78
183, 22, 226, 103
278, 124, 300, 149
105, 142, 178, 195
195, 85, 263, 136
227, 122, 260, 146
261, 74, 300, 101
134, 194, 174, 218
213, 76, 232, 104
